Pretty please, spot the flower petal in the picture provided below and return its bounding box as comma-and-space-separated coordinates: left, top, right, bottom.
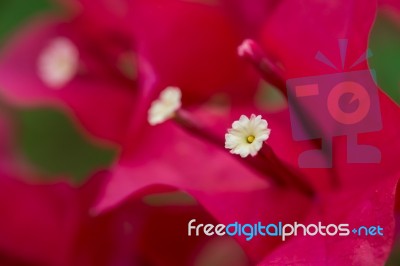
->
0, 20, 135, 145
128, 0, 259, 104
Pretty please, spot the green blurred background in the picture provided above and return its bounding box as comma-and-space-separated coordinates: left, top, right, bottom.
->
0, 0, 117, 184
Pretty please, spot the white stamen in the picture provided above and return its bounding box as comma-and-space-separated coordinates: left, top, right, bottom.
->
37, 37, 79, 89
148, 86, 182, 126
237, 39, 254, 57
225, 114, 271, 158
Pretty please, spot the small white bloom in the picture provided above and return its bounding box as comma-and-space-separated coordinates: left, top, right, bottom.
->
237, 39, 253, 57
225, 114, 271, 158
148, 86, 182, 125
37, 37, 79, 89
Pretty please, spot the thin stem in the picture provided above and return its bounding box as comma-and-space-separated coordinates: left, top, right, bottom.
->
174, 110, 222, 147
259, 145, 314, 197
238, 40, 339, 191
174, 110, 314, 197
238, 39, 287, 96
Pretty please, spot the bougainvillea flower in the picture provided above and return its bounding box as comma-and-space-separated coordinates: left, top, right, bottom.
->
225, 114, 271, 157
0, 0, 275, 229
0, 0, 399, 265
0, 116, 236, 265
206, 0, 400, 263
0, 1, 268, 264
64, 0, 261, 102
0, 0, 262, 137
0, 112, 248, 265
89, 0, 400, 264
0, 115, 240, 266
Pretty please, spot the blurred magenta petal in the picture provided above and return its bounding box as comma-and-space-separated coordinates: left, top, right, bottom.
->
66, 0, 131, 34
194, 92, 400, 264
380, 0, 400, 11
0, 0, 398, 264
0, 20, 135, 145
73, 196, 227, 266
193, 187, 312, 262
379, 0, 400, 25
127, 0, 258, 104
221, 0, 280, 36
0, 170, 116, 266
0, 173, 78, 265
260, 0, 376, 78
94, 115, 269, 212
95, 103, 318, 213
332, 92, 400, 190
260, 177, 398, 265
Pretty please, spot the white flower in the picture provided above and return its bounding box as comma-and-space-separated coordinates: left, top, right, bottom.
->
148, 86, 182, 125
237, 39, 253, 57
225, 114, 271, 158
37, 37, 79, 89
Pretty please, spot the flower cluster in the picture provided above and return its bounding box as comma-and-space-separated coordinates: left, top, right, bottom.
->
0, 0, 399, 265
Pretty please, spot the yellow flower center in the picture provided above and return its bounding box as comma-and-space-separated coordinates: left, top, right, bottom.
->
246, 135, 255, 144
